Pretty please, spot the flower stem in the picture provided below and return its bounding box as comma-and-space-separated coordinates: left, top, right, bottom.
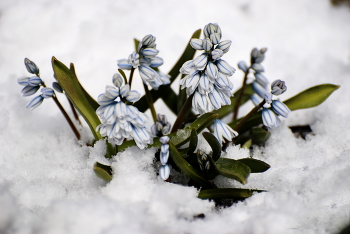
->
128, 67, 135, 88
234, 99, 265, 132
143, 83, 157, 123
232, 67, 250, 121
41, 81, 81, 140
171, 93, 194, 133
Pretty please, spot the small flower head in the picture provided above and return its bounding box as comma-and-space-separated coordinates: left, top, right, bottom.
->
271, 79, 287, 95
24, 58, 39, 74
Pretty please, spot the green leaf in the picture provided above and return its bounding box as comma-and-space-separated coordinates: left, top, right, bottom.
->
251, 127, 271, 145
202, 132, 221, 161
283, 84, 340, 111
198, 188, 265, 200
69, 63, 100, 111
238, 158, 270, 173
118, 112, 218, 151
93, 162, 112, 181
187, 128, 198, 155
134, 29, 201, 114
209, 157, 251, 184
169, 142, 211, 188
242, 139, 252, 149
52, 57, 101, 140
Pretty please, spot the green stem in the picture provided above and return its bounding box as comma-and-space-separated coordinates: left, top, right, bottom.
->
129, 67, 135, 88
234, 100, 266, 133
232, 67, 251, 121
171, 93, 194, 133
143, 83, 157, 123
41, 81, 81, 140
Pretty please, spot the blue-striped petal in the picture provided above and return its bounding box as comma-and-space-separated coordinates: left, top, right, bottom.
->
216, 40, 232, 54
262, 108, 278, 128
190, 39, 204, 50
18, 77, 30, 86
213, 119, 238, 144
97, 94, 114, 105
161, 144, 169, 154
159, 136, 170, 144
117, 59, 132, 70
28, 76, 42, 86
193, 53, 208, 71
141, 34, 156, 47
216, 59, 236, 76
271, 100, 291, 118
180, 60, 195, 75
120, 84, 130, 98
208, 89, 222, 109
26, 95, 44, 110
252, 81, 268, 98
160, 151, 169, 165
24, 58, 39, 74
254, 72, 269, 87
210, 33, 221, 45
22, 85, 40, 96
140, 48, 159, 58
126, 90, 140, 103
185, 71, 200, 91
41, 87, 55, 99
159, 164, 170, 180
52, 82, 63, 93
202, 38, 213, 51
251, 63, 265, 72
251, 94, 262, 106
205, 61, 218, 81
105, 85, 120, 99
113, 73, 124, 88
198, 73, 211, 94
149, 57, 164, 67
104, 104, 115, 124
162, 123, 171, 135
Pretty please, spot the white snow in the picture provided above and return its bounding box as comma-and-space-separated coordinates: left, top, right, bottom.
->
1, 0, 350, 233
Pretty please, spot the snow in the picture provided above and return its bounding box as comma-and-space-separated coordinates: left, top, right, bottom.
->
1, 0, 350, 233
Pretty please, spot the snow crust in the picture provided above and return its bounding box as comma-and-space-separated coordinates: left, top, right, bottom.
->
1, 0, 350, 233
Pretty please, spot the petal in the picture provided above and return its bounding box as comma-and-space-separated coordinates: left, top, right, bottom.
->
216, 59, 236, 76
120, 84, 130, 98
24, 58, 39, 74
238, 61, 249, 73
104, 104, 115, 124
210, 33, 221, 45
149, 57, 164, 67
190, 39, 204, 50
262, 108, 278, 128
159, 136, 170, 144
113, 73, 124, 87
252, 81, 268, 99
140, 48, 159, 58
254, 72, 269, 87
22, 85, 40, 96
41, 87, 55, 99
202, 38, 213, 51
126, 90, 141, 102
97, 94, 114, 105
105, 85, 120, 99
216, 40, 232, 54
271, 100, 291, 118
160, 151, 169, 165
114, 101, 127, 118
193, 53, 208, 71
17, 77, 30, 86
205, 61, 218, 81
117, 59, 132, 70
159, 164, 170, 180
28, 76, 42, 86
26, 95, 44, 110
251, 63, 265, 72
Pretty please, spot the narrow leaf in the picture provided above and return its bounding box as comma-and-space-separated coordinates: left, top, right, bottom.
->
93, 162, 112, 181
251, 126, 271, 145
169, 142, 211, 188
52, 57, 101, 140
198, 188, 264, 200
187, 128, 198, 155
209, 157, 251, 184
202, 132, 221, 161
238, 158, 270, 173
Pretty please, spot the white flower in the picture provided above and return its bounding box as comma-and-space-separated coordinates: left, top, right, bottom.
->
212, 119, 238, 145
262, 108, 279, 128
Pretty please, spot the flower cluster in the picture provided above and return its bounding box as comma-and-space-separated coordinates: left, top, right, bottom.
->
158, 136, 170, 180
117, 34, 170, 90
179, 23, 236, 114
96, 73, 152, 149
261, 80, 291, 128
18, 58, 55, 110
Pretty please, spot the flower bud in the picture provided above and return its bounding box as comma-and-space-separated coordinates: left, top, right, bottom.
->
211, 49, 224, 61
52, 82, 63, 93
159, 164, 170, 180
24, 58, 39, 74
190, 39, 204, 50
254, 72, 269, 87
216, 59, 235, 76
140, 48, 159, 58
113, 73, 124, 88
117, 59, 132, 70
252, 81, 268, 98
41, 87, 55, 98
26, 95, 44, 110
22, 85, 40, 96
271, 79, 287, 95
271, 100, 291, 118
251, 63, 265, 73
159, 136, 170, 144
210, 33, 221, 45
193, 53, 208, 71
216, 40, 231, 54
262, 108, 278, 128
149, 57, 164, 67
141, 34, 156, 47
238, 61, 248, 73
18, 77, 30, 86
202, 38, 213, 51
28, 76, 42, 86
251, 94, 262, 106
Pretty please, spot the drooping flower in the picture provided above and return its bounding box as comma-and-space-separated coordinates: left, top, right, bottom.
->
96, 73, 152, 149
117, 34, 170, 90
180, 23, 236, 114
212, 119, 238, 145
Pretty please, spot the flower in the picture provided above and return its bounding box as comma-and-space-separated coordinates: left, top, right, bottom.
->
151, 114, 171, 137
262, 108, 279, 128
271, 100, 291, 118
271, 79, 287, 95
159, 164, 170, 180
117, 34, 170, 90
96, 73, 152, 149
24, 58, 39, 74
180, 23, 236, 114
212, 119, 238, 145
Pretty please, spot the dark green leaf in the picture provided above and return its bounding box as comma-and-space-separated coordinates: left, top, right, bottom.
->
251, 127, 271, 145
198, 188, 265, 200
283, 84, 340, 111
93, 162, 112, 181
169, 142, 211, 188
187, 128, 198, 155
242, 139, 252, 149
52, 57, 101, 140
209, 157, 251, 184
202, 132, 221, 161
238, 158, 270, 173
